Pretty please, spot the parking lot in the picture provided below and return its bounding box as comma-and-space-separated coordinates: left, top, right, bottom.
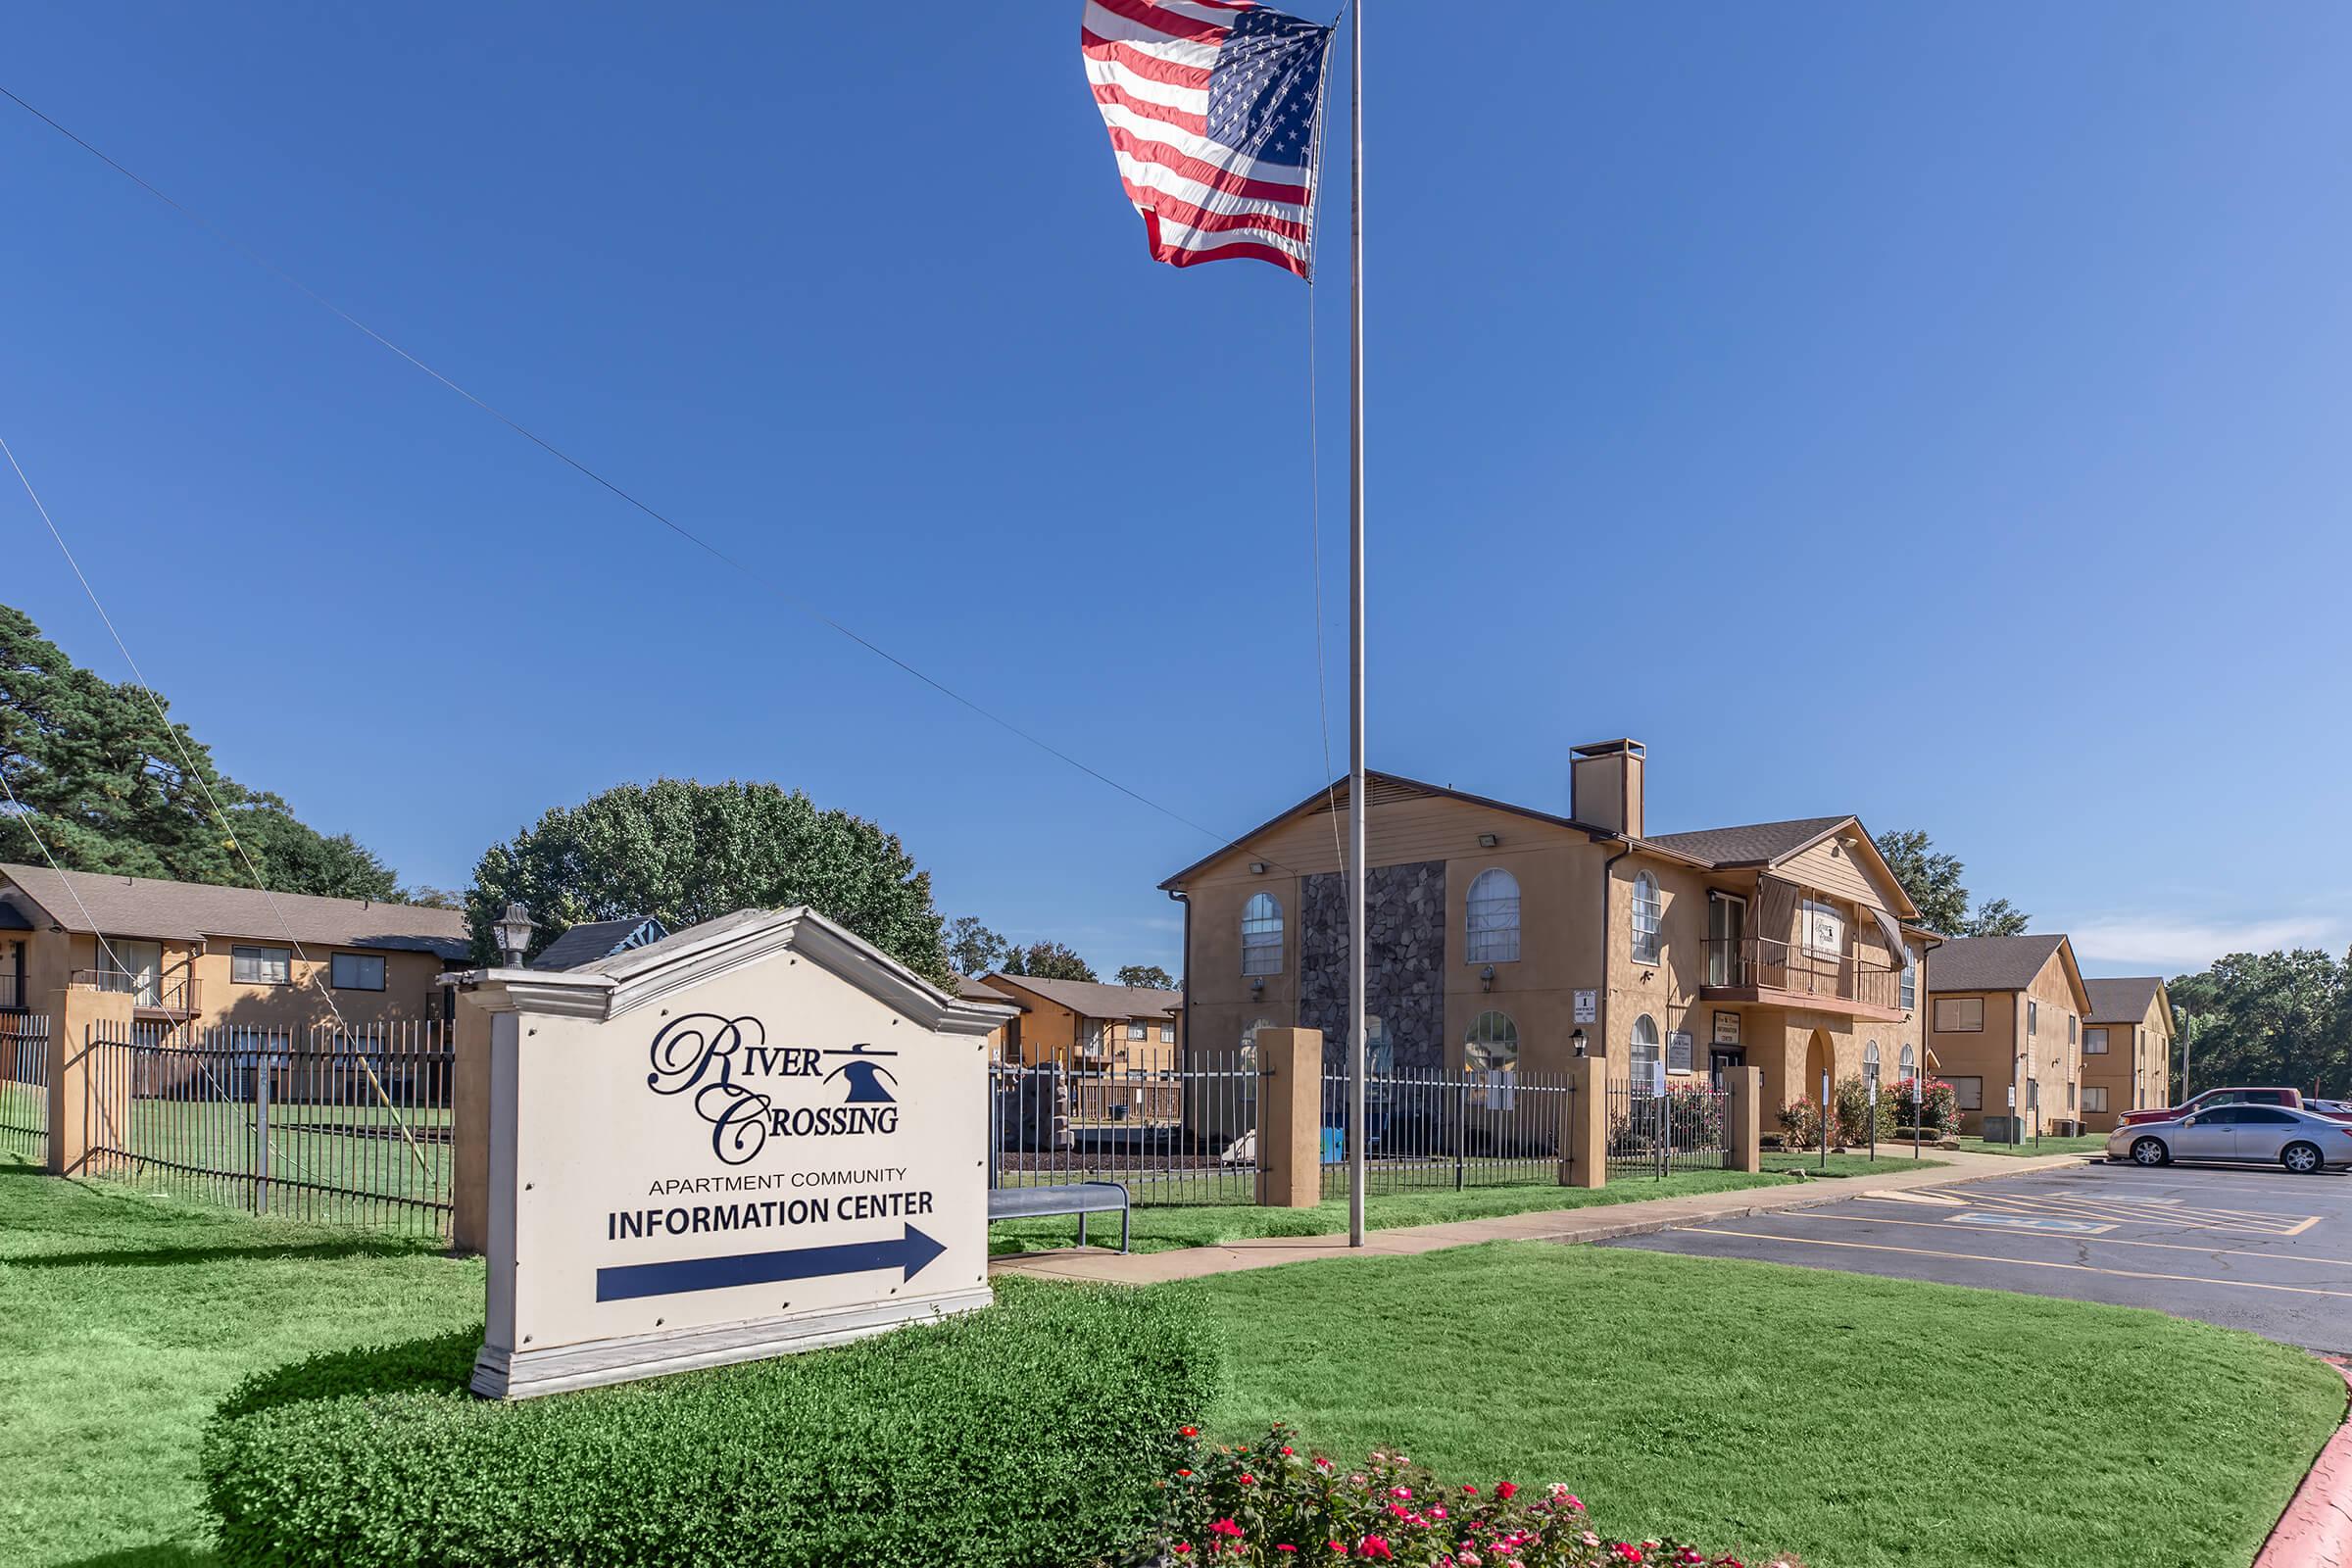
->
1606, 1156, 2352, 1350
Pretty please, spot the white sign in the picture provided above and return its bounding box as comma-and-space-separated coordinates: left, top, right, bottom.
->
2006, 1084, 2017, 1108
1573, 990, 1598, 1025
1666, 1030, 1694, 1075
461, 907, 1008, 1398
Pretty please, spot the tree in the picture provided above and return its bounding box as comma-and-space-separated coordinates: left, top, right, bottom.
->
944, 916, 1008, 977
1872, 827, 2031, 937
1000, 941, 1096, 982
1116, 963, 1176, 990
2167, 949, 2350, 1097
467, 778, 951, 983
398, 884, 467, 910
0, 602, 408, 899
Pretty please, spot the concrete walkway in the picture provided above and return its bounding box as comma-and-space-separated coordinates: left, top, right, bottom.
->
990, 1149, 2096, 1287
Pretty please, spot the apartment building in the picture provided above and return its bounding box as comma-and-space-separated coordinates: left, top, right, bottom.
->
1159, 738, 1936, 1112
1923, 933, 2092, 1137
2082, 975, 2175, 1130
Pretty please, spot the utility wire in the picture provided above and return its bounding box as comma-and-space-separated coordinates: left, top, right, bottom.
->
0, 80, 1312, 878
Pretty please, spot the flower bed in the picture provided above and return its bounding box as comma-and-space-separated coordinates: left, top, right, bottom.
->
1139, 1424, 1787, 1567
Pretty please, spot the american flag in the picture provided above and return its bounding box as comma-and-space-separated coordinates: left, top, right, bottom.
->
1082, 0, 1336, 279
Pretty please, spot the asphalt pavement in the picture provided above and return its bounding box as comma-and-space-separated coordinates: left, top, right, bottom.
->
1605, 1156, 2352, 1350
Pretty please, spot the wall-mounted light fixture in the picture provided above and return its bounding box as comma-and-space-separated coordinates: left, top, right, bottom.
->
1249, 860, 1268, 875
1571, 1028, 1589, 1058
1477, 833, 1498, 849
1479, 963, 1494, 994
1250, 975, 1265, 998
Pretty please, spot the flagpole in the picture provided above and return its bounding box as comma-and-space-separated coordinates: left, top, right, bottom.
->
1346, 0, 1367, 1249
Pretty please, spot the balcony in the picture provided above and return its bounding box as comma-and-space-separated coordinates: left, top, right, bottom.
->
0, 972, 20, 1011
1702, 936, 1905, 1021
70, 969, 203, 1018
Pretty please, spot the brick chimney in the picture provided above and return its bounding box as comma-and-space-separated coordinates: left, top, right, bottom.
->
1571, 740, 1645, 837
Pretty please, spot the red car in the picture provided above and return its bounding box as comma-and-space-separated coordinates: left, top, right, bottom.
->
2120, 1086, 2302, 1127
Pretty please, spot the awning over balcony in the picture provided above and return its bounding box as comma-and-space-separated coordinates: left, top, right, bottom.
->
1867, 904, 1910, 967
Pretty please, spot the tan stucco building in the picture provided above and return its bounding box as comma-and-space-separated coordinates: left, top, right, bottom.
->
1159, 739, 1935, 1115
0, 862, 468, 1035
1923, 934, 2091, 1138
2082, 975, 2174, 1130
974, 973, 1183, 1075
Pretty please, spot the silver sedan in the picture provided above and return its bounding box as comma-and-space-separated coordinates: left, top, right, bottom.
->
2108, 1103, 2352, 1174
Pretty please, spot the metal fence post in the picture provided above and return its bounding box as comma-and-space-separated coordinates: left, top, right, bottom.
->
254, 1046, 270, 1215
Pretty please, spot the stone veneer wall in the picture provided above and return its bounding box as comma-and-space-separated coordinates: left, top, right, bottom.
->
1299, 859, 1446, 1072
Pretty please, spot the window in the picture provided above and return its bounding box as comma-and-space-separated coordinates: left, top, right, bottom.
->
2068, 1014, 2078, 1045
2028, 1000, 2038, 1037
1950, 1075, 1984, 1110
1935, 997, 1984, 1032
1241, 894, 1284, 976
2084, 1027, 2108, 1055
1127, 1020, 1147, 1041
331, 953, 386, 992
1464, 1009, 1519, 1072
2237, 1107, 2296, 1125
1899, 953, 1917, 1010
2066, 1082, 2076, 1110
1864, 1041, 1882, 1080
1159, 1022, 1175, 1044
1629, 1014, 1661, 1087
2082, 1085, 2109, 1113
1631, 873, 1662, 965
1899, 1043, 1917, 1079
1465, 868, 1521, 963
232, 946, 291, 986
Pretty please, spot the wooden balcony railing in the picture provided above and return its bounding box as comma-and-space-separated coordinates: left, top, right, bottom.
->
1704, 936, 1901, 1012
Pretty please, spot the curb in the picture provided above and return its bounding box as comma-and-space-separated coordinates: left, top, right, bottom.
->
2253, 1359, 2352, 1568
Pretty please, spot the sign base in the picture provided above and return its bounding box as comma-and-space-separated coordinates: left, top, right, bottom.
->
471, 1286, 994, 1400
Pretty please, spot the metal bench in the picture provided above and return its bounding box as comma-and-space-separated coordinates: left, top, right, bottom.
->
985, 1180, 1131, 1253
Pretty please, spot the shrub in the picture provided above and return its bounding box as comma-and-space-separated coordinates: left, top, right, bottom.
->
1885, 1076, 1958, 1134
1138, 1422, 1759, 1566
1777, 1097, 1823, 1152
203, 1279, 1220, 1568
1830, 1073, 1889, 1147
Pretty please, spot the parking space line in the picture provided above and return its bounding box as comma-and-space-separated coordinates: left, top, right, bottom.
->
1688, 1228, 2352, 1300
1774, 1209, 2352, 1269
1864, 1187, 2320, 1236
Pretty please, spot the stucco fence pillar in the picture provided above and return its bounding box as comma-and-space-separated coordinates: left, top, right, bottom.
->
1560, 1054, 1607, 1189
43, 982, 135, 1178
1727, 1066, 1763, 1173
452, 997, 492, 1253
1254, 1027, 1323, 1207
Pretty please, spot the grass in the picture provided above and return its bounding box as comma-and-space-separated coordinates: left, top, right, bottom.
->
988, 1167, 1797, 1254
0, 1153, 482, 1568
1953, 1132, 2109, 1157
1176, 1241, 2345, 1568
1761, 1149, 1947, 1176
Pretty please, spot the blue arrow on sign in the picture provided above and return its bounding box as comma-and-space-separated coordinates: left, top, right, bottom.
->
596, 1224, 948, 1302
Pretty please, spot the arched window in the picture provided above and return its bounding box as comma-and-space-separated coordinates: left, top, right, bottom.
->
1864, 1040, 1882, 1081
1631, 872, 1663, 964
1465, 868, 1521, 963
1899, 1044, 1916, 1080
1630, 1013, 1661, 1088
1241, 893, 1284, 976
1465, 1009, 1519, 1072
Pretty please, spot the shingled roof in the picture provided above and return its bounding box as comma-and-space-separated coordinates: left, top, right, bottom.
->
1642, 816, 1854, 867
979, 973, 1183, 1021
2085, 976, 2166, 1024
1927, 934, 2070, 994
529, 915, 669, 971
0, 862, 470, 959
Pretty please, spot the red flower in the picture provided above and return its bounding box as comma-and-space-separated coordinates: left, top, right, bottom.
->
1495, 1482, 1519, 1500
1463, 1486, 1479, 1495
1278, 1548, 1298, 1555
1178, 1469, 1194, 1478
1210, 1519, 1245, 1539
1181, 1426, 1200, 1438
1283, 1446, 1297, 1455
1359, 1537, 1395, 1561
1239, 1474, 1257, 1486
1173, 1545, 1191, 1556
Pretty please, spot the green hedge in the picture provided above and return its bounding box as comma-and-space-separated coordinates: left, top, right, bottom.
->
202, 1280, 1219, 1568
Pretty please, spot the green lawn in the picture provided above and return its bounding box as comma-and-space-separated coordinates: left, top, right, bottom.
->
0, 1154, 482, 1568
1954, 1132, 2109, 1157
1762, 1149, 1948, 1176
988, 1167, 1796, 1254
1177, 1242, 2343, 1568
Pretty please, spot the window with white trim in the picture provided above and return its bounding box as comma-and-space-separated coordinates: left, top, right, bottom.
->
1950, 1075, 1984, 1110
2068, 1013, 2078, 1045
1630, 1013, 1662, 1086
330, 953, 385, 992
1241, 893, 1284, 976
1631, 873, 1662, 965
232, 946, 291, 986
1465, 868, 1521, 963
2084, 1027, 2109, 1055
2028, 1000, 2038, 1036
1159, 1021, 1175, 1044
1899, 953, 1917, 1010
1127, 1020, 1147, 1041
1464, 1009, 1519, 1072
1935, 997, 1984, 1032
2083, 1085, 2109, 1113
1899, 1043, 1917, 1079
1864, 1041, 1882, 1080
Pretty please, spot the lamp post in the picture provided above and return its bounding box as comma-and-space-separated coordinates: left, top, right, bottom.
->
495, 903, 535, 968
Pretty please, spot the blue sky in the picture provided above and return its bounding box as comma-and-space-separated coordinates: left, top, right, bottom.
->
5, 3, 2348, 981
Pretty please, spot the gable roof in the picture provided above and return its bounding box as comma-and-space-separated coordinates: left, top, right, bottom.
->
956, 976, 1026, 1009
529, 915, 670, 972
979, 973, 1183, 1021
1928, 934, 2073, 996
2085, 976, 2167, 1024
0, 862, 470, 959
1642, 816, 1853, 867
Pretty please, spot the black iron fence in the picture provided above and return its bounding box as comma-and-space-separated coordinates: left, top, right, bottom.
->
85, 1019, 454, 1235
1606, 1078, 1732, 1178
1, 1011, 48, 1165
988, 1056, 1260, 1206
1317, 1066, 1573, 1197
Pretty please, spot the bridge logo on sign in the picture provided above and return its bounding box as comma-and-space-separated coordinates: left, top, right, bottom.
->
645, 1013, 901, 1165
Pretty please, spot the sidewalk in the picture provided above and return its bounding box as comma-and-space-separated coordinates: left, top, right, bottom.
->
990, 1148, 2094, 1287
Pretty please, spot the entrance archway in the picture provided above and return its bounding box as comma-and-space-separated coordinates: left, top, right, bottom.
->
1803, 1029, 1834, 1105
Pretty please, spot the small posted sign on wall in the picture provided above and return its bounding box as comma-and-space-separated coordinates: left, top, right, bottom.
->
1666, 1030, 1694, 1075
1573, 990, 1597, 1025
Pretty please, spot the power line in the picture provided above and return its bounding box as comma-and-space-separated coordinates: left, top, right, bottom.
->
0, 79, 1307, 877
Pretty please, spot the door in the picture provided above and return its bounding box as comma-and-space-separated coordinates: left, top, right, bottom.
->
1707, 1048, 1744, 1090
1707, 894, 1745, 987
107, 940, 162, 1006
2169, 1106, 2241, 1160
2229, 1106, 2301, 1163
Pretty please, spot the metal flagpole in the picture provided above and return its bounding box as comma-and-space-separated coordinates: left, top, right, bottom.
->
1347, 0, 1368, 1248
